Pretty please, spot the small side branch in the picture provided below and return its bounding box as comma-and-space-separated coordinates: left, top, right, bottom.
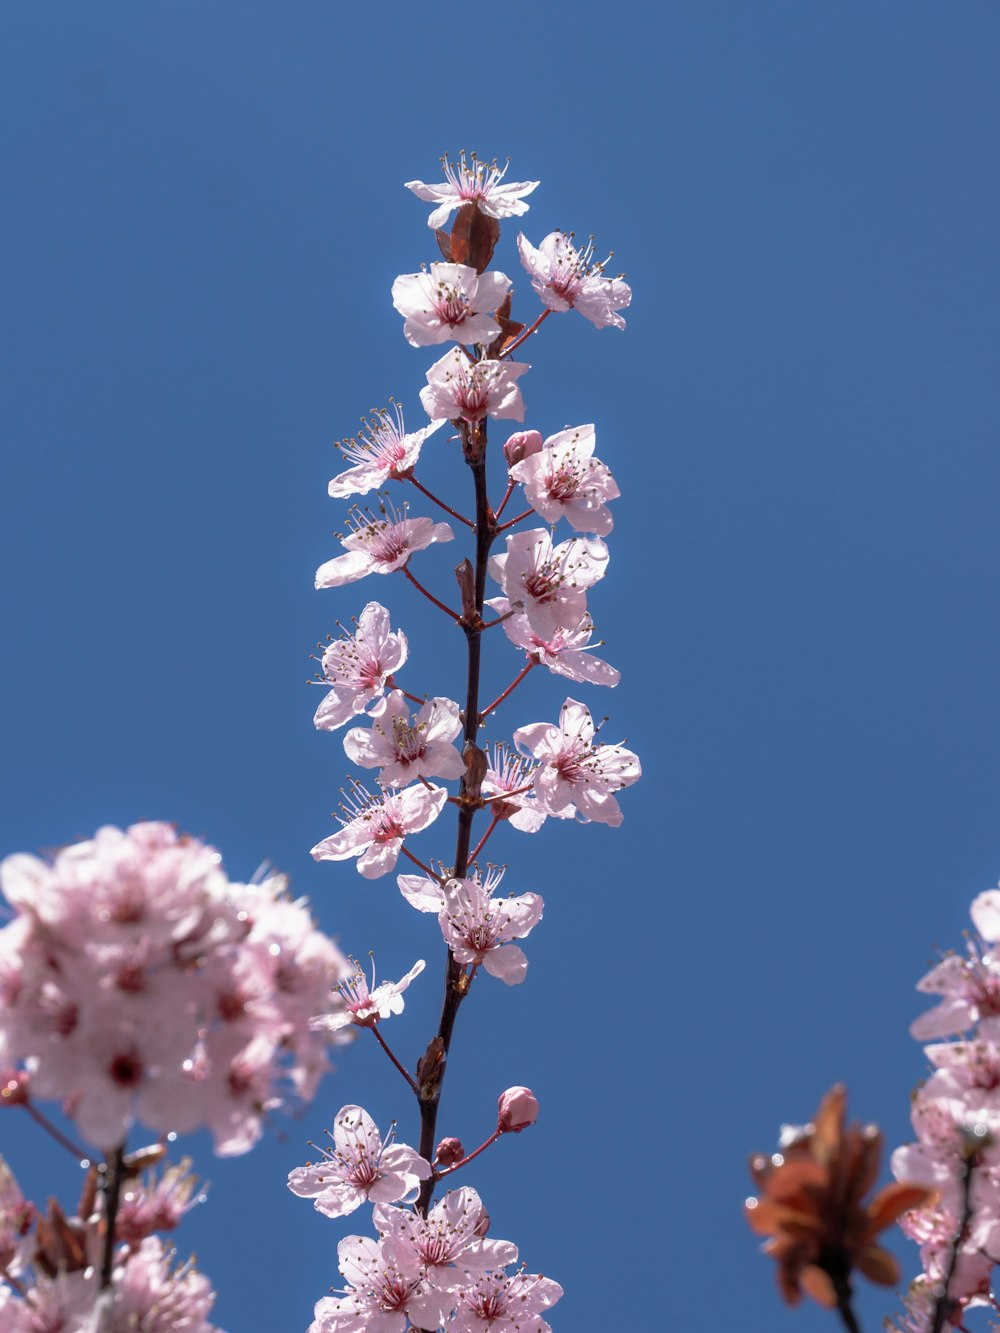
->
501, 307, 552, 358
403, 566, 462, 623
370, 1026, 419, 1097
408, 475, 475, 529
480, 662, 535, 722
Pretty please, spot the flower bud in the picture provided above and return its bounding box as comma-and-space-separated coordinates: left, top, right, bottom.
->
503, 430, 543, 468
497, 1086, 539, 1133
434, 1137, 464, 1167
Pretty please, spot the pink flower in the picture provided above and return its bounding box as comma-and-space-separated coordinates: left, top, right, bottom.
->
438, 869, 543, 986
517, 230, 632, 329
312, 602, 408, 732
373, 1187, 517, 1289
514, 698, 641, 827
509, 423, 619, 536
497, 1087, 539, 1133
310, 957, 425, 1032
488, 528, 609, 637
452, 1268, 563, 1333
315, 501, 453, 589
481, 745, 563, 832
496, 608, 620, 687
405, 152, 539, 231
288, 1104, 431, 1218
419, 349, 529, 425
392, 263, 511, 347
311, 1235, 450, 1333
503, 429, 543, 468
343, 692, 465, 787
311, 782, 448, 879
328, 404, 444, 499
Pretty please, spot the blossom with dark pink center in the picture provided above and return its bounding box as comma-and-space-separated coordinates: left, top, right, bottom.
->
309, 1235, 450, 1333
488, 528, 608, 638
310, 956, 425, 1033
514, 698, 640, 827
517, 230, 631, 329
288, 1104, 430, 1219
509, 423, 619, 535
373, 1187, 517, 1291
328, 403, 444, 499
312, 602, 408, 733
438, 869, 543, 986
315, 500, 453, 589
392, 263, 511, 347
343, 692, 464, 787
311, 781, 448, 879
419, 349, 529, 425
452, 1267, 564, 1333
405, 152, 539, 231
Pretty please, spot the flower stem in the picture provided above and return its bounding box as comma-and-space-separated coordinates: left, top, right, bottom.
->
400, 846, 436, 877
501, 307, 552, 358
370, 1026, 419, 1096
408, 475, 475, 529
468, 815, 500, 864
403, 566, 462, 622
23, 1101, 91, 1163
497, 506, 535, 533
480, 662, 535, 722
493, 479, 516, 521
435, 1128, 502, 1178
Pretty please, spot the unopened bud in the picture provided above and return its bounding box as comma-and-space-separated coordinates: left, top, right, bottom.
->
497, 1086, 539, 1133
434, 1137, 464, 1167
0, 1070, 29, 1106
503, 430, 543, 468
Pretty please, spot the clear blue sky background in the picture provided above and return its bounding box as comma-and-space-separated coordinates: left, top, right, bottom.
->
2, 4, 999, 1331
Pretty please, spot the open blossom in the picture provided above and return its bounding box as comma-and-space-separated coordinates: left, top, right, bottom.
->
419, 349, 529, 425
310, 1235, 449, 1333
311, 781, 448, 879
315, 502, 453, 589
405, 152, 539, 230
495, 608, 619, 687
373, 1187, 517, 1290
288, 1104, 431, 1218
452, 1268, 563, 1333
910, 889, 1000, 1039
392, 263, 510, 347
489, 528, 609, 638
509, 423, 619, 535
438, 869, 543, 985
313, 602, 408, 732
480, 744, 566, 832
517, 230, 632, 330
328, 404, 444, 499
514, 698, 640, 827
310, 957, 425, 1033
343, 692, 464, 786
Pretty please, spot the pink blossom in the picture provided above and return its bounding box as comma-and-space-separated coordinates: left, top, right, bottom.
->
517, 230, 632, 329
497, 1087, 539, 1133
116, 1158, 203, 1246
311, 782, 448, 879
405, 152, 539, 231
508, 423, 619, 535
481, 745, 561, 832
452, 1268, 563, 1333
488, 528, 609, 638
310, 957, 425, 1033
373, 1187, 517, 1290
343, 692, 465, 787
419, 349, 529, 425
494, 608, 620, 687
312, 602, 408, 733
328, 404, 444, 499
514, 698, 641, 827
391, 263, 510, 347
288, 1104, 431, 1218
397, 872, 448, 913
315, 502, 453, 589
438, 869, 543, 985
0, 1156, 33, 1278
310, 1235, 450, 1333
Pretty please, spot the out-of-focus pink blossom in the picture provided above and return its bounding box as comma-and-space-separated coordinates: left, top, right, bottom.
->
315, 502, 453, 589
311, 782, 448, 879
288, 1104, 431, 1219
419, 349, 529, 425
313, 602, 408, 733
515, 698, 641, 826
509, 423, 619, 535
392, 263, 510, 347
328, 404, 444, 499
405, 152, 538, 231
343, 692, 464, 787
517, 230, 631, 329
497, 1087, 539, 1133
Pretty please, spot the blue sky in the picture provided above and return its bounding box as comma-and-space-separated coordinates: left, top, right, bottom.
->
2, 3, 999, 1330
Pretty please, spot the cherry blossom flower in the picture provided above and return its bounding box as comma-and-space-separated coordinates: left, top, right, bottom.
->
494, 608, 620, 687
397, 872, 448, 913
419, 349, 529, 425
452, 1267, 563, 1333
514, 698, 640, 826
288, 1104, 431, 1219
488, 528, 609, 638
508, 423, 619, 535
0, 1154, 33, 1277
311, 1236, 451, 1332
405, 152, 539, 231
311, 782, 448, 879
315, 501, 453, 590
116, 1158, 203, 1246
328, 404, 444, 499
391, 263, 511, 347
313, 602, 408, 732
480, 745, 561, 832
438, 869, 543, 985
373, 1187, 517, 1291
310, 957, 425, 1033
517, 230, 632, 330
343, 692, 465, 787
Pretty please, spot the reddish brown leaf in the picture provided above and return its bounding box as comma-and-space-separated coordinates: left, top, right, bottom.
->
486, 290, 526, 359
865, 1182, 937, 1233
855, 1244, 900, 1287
435, 229, 452, 263
449, 203, 501, 274
800, 1265, 838, 1309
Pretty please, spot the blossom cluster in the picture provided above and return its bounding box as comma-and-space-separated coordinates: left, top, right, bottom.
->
0, 1148, 222, 1332
888, 888, 1000, 1328
0, 821, 351, 1155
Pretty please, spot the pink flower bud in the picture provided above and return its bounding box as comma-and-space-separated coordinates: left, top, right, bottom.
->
503, 430, 543, 468
497, 1085, 539, 1133
434, 1136, 464, 1167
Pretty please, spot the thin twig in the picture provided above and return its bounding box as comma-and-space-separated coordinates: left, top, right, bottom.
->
370, 1026, 419, 1096
480, 662, 535, 721
23, 1101, 91, 1163
403, 566, 462, 622
501, 307, 552, 358
408, 475, 475, 529
497, 506, 535, 533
